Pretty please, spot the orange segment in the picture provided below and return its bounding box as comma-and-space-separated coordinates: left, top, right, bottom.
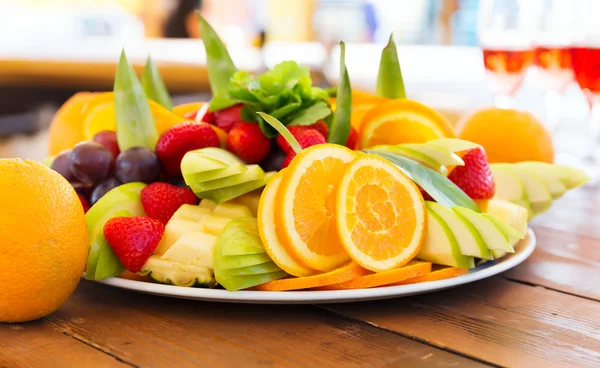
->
257, 170, 316, 277
275, 144, 356, 271
253, 262, 368, 291
48, 92, 96, 155
315, 261, 431, 290
391, 265, 468, 285
358, 99, 456, 149
335, 154, 426, 272
172, 102, 206, 118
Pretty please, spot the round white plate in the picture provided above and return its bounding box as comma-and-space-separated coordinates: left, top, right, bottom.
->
94, 229, 536, 304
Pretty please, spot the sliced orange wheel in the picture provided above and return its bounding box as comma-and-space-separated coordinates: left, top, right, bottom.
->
336, 154, 427, 272
390, 265, 468, 285
275, 144, 356, 272
253, 262, 368, 291
358, 99, 456, 149
257, 170, 316, 277
315, 261, 431, 290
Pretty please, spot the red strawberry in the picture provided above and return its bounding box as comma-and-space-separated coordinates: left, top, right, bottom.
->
447, 148, 495, 199
309, 120, 329, 140
281, 129, 326, 168
78, 194, 90, 213
141, 182, 198, 224
276, 126, 307, 154
418, 186, 434, 201
201, 110, 215, 124
156, 122, 220, 177
213, 104, 245, 132
227, 121, 271, 163
103, 216, 165, 273
345, 127, 358, 150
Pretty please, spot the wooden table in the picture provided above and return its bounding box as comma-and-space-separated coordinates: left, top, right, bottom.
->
0, 187, 598, 367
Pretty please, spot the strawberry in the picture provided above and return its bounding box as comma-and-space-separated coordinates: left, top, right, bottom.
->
78, 194, 90, 213
447, 147, 495, 199
141, 182, 198, 224
213, 104, 246, 132
227, 121, 271, 163
103, 216, 165, 273
276, 126, 307, 154
280, 129, 326, 168
309, 120, 329, 140
156, 122, 220, 177
345, 127, 358, 150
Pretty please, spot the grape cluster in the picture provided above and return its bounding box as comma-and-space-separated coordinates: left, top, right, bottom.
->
51, 131, 162, 205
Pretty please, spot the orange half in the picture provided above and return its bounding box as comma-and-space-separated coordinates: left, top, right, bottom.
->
335, 154, 427, 272
275, 144, 356, 272
358, 99, 456, 149
257, 170, 316, 277
48, 92, 96, 155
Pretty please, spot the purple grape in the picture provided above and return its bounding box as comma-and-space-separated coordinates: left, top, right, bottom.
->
115, 147, 161, 184
70, 142, 114, 184
51, 150, 77, 182
92, 130, 120, 159
90, 177, 122, 204
259, 146, 286, 172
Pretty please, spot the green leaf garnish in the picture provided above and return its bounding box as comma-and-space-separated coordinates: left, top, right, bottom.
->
114, 50, 159, 151
257, 112, 302, 154
376, 34, 406, 99
197, 11, 237, 99
288, 101, 331, 126
328, 42, 352, 145
141, 56, 172, 110
366, 150, 480, 212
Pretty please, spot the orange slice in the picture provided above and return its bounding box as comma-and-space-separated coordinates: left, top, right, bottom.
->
315, 261, 431, 290
253, 262, 368, 291
335, 154, 426, 272
391, 265, 469, 285
257, 170, 316, 277
48, 92, 96, 155
275, 144, 356, 272
172, 102, 206, 118
358, 99, 456, 149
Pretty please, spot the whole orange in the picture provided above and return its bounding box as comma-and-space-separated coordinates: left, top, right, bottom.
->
48, 92, 95, 155
457, 107, 554, 163
0, 159, 89, 322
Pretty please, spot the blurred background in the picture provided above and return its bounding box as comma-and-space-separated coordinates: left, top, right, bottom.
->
0, 0, 598, 169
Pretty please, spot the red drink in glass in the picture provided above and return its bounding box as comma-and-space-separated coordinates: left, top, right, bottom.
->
534, 46, 573, 92
482, 48, 534, 95
570, 47, 600, 100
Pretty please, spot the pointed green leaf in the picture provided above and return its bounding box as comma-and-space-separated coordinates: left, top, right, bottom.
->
328, 42, 352, 145
141, 56, 172, 110
257, 112, 302, 154
114, 50, 159, 151
366, 150, 480, 212
376, 34, 406, 99
197, 11, 237, 96
288, 101, 331, 127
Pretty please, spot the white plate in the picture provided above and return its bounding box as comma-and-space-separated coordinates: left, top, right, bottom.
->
93, 229, 536, 304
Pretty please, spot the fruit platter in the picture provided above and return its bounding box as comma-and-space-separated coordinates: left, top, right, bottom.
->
43, 14, 588, 304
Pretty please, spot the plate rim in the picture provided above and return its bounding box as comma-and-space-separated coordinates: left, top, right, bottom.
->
92, 228, 536, 304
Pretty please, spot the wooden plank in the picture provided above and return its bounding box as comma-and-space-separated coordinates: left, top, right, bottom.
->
505, 226, 600, 301
46, 281, 489, 368
0, 319, 128, 368
323, 278, 600, 368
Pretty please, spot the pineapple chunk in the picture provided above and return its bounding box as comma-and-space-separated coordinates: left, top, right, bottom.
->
161, 231, 217, 268
481, 199, 528, 238
198, 199, 218, 211
231, 193, 261, 217
139, 256, 216, 287
212, 203, 253, 219
171, 204, 211, 222
155, 218, 204, 255
198, 215, 233, 235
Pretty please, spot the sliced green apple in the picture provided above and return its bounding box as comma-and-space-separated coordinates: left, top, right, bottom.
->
425, 138, 481, 153
417, 208, 475, 268
200, 177, 267, 204
191, 165, 264, 192
482, 213, 524, 247
426, 202, 492, 260
401, 144, 465, 166
516, 162, 567, 199
490, 164, 533, 218
453, 206, 514, 253
507, 165, 553, 216
480, 199, 528, 238
371, 145, 447, 174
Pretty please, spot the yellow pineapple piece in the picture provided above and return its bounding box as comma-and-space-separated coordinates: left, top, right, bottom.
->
161, 231, 217, 268
155, 218, 204, 255
198, 199, 217, 211
171, 204, 211, 222
198, 215, 233, 235
231, 192, 261, 217
212, 202, 253, 219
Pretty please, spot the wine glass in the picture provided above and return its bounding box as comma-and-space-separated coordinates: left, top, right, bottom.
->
478, 0, 536, 108
569, 0, 600, 181
533, 0, 574, 132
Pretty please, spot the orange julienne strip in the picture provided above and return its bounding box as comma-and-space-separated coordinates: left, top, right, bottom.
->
390, 265, 469, 286
253, 262, 368, 291
315, 261, 432, 290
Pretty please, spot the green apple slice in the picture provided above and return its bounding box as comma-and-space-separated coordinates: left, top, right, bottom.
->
185, 164, 247, 184
417, 209, 475, 268
216, 271, 289, 291
482, 199, 529, 236
191, 165, 264, 192
482, 213, 524, 247
491, 249, 507, 259
516, 162, 567, 199
453, 207, 514, 253
180, 152, 228, 174
507, 165, 553, 216
490, 164, 534, 219
426, 202, 492, 260
401, 144, 465, 166
200, 177, 267, 204
217, 261, 283, 276
371, 145, 446, 173
425, 138, 480, 153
